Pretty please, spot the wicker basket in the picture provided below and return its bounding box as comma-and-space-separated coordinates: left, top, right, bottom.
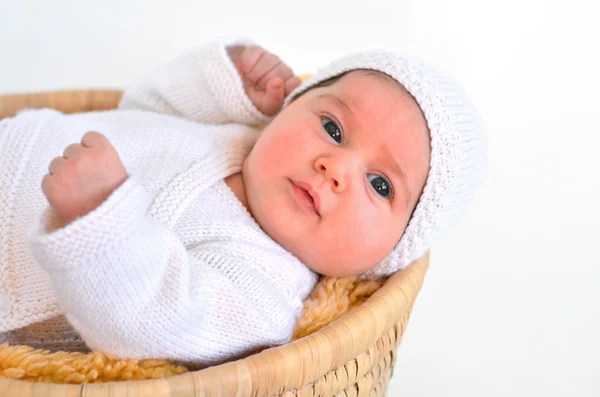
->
0, 90, 429, 397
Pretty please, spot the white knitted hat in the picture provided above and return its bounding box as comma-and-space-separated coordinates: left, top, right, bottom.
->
285, 51, 488, 279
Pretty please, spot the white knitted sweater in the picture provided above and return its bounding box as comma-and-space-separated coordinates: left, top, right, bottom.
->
0, 41, 318, 365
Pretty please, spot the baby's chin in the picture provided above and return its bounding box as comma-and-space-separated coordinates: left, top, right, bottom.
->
265, 221, 395, 277
295, 250, 382, 278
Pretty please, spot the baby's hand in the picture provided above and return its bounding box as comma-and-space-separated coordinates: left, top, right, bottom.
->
229, 45, 302, 116
42, 131, 129, 226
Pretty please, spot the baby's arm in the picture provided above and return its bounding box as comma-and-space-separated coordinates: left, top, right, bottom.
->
26, 177, 296, 364
119, 40, 300, 124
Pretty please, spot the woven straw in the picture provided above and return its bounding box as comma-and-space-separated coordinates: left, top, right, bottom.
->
0, 90, 430, 396
0, 90, 123, 119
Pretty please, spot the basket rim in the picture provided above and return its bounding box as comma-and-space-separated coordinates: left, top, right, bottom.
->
0, 254, 429, 396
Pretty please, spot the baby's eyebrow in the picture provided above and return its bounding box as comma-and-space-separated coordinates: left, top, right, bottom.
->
319, 93, 350, 112
318, 93, 356, 127
383, 145, 412, 206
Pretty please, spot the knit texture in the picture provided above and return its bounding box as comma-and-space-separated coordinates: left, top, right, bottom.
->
0, 41, 318, 366
286, 52, 488, 278
0, 272, 384, 383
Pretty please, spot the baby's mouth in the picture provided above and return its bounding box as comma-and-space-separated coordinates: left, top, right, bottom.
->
305, 191, 315, 207
290, 180, 320, 217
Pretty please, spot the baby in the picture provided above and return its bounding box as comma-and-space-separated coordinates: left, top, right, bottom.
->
0, 39, 486, 366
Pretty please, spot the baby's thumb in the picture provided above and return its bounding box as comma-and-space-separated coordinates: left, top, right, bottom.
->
260, 77, 285, 116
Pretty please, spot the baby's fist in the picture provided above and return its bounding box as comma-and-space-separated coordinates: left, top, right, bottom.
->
42, 131, 128, 226
229, 45, 302, 116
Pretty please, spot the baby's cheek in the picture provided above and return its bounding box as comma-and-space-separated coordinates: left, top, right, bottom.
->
259, 131, 295, 164
352, 208, 397, 258
321, 212, 365, 256
283, 129, 314, 156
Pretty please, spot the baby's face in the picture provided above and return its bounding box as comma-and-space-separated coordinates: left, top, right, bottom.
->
243, 71, 430, 277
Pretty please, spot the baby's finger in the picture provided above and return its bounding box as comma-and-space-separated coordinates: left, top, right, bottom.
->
255, 62, 294, 91
237, 45, 265, 74
245, 52, 281, 86
41, 173, 54, 199
260, 77, 285, 116
81, 131, 111, 148
284, 75, 302, 96
48, 156, 66, 175
62, 143, 85, 159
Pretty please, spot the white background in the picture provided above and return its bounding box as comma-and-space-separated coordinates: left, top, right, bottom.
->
1, 0, 598, 395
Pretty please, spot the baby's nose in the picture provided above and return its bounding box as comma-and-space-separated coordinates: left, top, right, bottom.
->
314, 153, 360, 192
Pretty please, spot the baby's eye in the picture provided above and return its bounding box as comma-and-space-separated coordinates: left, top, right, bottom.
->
322, 118, 342, 144
367, 174, 392, 198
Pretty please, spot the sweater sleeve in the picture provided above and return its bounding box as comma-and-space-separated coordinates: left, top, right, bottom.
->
118, 40, 271, 127
26, 176, 296, 365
